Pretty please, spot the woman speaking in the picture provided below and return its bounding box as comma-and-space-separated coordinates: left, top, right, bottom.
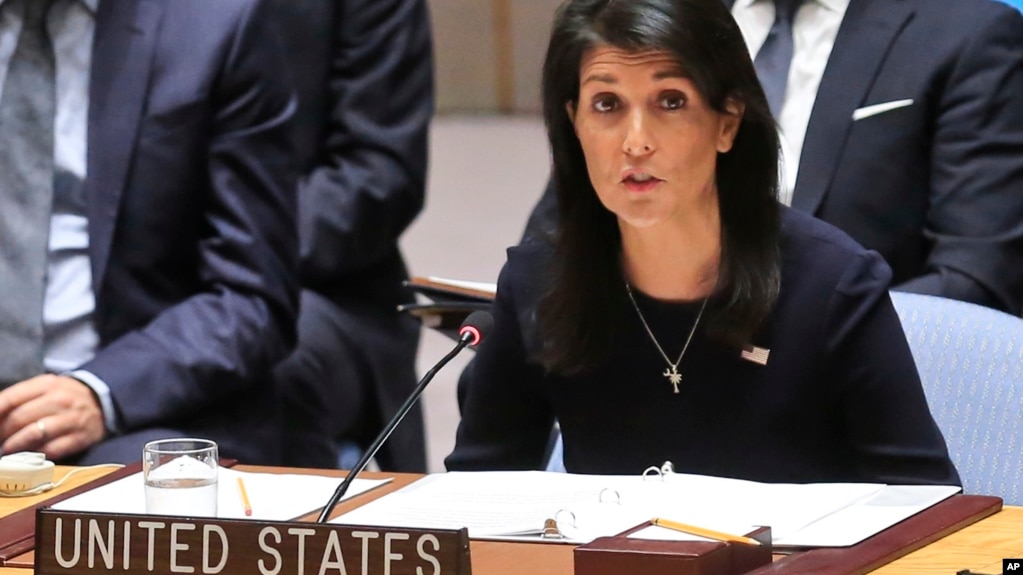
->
447, 0, 959, 486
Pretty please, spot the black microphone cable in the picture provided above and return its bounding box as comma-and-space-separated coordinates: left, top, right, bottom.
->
316, 310, 494, 523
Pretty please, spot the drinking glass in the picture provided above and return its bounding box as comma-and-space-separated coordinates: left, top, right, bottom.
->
143, 438, 218, 517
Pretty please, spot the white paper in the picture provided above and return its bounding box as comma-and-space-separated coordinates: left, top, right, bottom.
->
621, 473, 887, 540
774, 484, 961, 547
424, 277, 497, 295
334, 472, 612, 540
332, 470, 959, 547
51, 467, 390, 521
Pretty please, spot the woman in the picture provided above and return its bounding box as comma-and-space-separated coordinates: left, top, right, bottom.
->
446, 0, 959, 486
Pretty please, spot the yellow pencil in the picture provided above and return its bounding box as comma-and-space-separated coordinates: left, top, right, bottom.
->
650, 517, 761, 546
236, 476, 252, 516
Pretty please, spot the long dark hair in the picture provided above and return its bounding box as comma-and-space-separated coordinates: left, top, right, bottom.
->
537, 0, 781, 375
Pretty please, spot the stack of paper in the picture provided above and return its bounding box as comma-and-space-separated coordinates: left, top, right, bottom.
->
332, 471, 960, 547
52, 468, 390, 521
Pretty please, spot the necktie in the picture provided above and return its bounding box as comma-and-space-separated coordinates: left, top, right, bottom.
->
0, 0, 56, 384
754, 0, 803, 119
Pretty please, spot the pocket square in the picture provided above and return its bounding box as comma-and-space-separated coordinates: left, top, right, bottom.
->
852, 99, 914, 121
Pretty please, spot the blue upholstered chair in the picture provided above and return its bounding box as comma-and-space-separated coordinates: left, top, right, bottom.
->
545, 428, 565, 472
997, 0, 1023, 13
890, 291, 1023, 505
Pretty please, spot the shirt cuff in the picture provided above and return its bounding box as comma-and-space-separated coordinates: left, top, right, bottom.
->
67, 370, 121, 435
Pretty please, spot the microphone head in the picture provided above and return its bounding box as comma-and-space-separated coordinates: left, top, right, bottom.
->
458, 310, 494, 347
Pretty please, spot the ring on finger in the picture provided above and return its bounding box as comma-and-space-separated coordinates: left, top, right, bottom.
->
36, 419, 48, 442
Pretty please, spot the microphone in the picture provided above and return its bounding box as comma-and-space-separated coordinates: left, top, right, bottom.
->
316, 309, 494, 523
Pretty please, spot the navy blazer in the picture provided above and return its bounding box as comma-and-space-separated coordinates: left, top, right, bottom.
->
269, 0, 432, 470
526, 0, 1023, 314
449, 208, 960, 486
78, 0, 299, 463
788, 0, 1023, 314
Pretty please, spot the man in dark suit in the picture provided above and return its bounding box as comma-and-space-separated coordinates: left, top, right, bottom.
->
0, 0, 298, 465
524, 0, 1023, 315
271, 0, 433, 471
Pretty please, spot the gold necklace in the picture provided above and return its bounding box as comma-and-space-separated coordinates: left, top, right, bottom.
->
625, 283, 708, 394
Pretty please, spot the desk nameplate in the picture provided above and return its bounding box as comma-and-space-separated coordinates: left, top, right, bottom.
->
35, 509, 471, 575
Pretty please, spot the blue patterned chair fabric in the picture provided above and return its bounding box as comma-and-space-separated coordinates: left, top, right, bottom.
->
890, 291, 1023, 505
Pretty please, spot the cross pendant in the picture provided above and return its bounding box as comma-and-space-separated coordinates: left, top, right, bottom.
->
662, 366, 682, 394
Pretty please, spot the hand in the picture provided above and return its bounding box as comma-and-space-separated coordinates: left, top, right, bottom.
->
0, 374, 106, 460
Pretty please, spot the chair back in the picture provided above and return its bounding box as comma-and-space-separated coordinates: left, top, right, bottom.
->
545, 432, 565, 472
891, 291, 1023, 505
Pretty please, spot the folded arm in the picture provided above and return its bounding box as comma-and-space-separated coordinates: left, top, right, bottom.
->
908, 7, 1023, 314
299, 0, 433, 285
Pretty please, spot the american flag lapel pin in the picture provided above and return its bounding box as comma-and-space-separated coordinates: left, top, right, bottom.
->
740, 344, 770, 366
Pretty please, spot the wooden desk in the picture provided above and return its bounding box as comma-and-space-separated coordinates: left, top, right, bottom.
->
2, 466, 1020, 575
872, 505, 1023, 575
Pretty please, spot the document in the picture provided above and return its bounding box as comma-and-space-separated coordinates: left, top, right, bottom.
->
422, 277, 496, 296
405, 276, 496, 302
51, 468, 390, 521
331, 471, 959, 547
773, 484, 962, 547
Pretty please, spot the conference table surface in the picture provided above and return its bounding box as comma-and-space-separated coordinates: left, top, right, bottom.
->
1, 465, 1021, 575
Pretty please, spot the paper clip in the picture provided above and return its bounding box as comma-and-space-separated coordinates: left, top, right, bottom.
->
555, 509, 576, 528
643, 460, 675, 481
598, 487, 621, 504
642, 466, 665, 480
542, 509, 576, 539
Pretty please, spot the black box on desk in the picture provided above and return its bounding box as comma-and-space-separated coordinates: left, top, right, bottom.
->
575, 525, 772, 575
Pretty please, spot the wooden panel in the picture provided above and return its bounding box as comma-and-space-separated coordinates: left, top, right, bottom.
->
872, 506, 1023, 575
510, 0, 562, 113
429, 0, 497, 112
493, 0, 515, 113
429, 0, 563, 113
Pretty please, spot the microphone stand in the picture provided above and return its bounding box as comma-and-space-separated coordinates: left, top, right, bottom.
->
316, 333, 473, 523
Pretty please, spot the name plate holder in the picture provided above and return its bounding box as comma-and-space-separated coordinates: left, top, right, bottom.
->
34, 509, 471, 575
575, 524, 772, 575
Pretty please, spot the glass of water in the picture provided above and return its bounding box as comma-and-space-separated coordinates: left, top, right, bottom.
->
143, 438, 219, 517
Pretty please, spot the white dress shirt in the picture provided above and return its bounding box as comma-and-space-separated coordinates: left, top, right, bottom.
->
731, 0, 850, 205
0, 0, 117, 432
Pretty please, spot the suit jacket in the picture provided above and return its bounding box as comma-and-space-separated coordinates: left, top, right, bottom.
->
78, 0, 299, 464
527, 0, 1023, 314
270, 0, 433, 470
788, 0, 1023, 314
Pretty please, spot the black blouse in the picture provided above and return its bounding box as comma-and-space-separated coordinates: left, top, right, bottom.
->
447, 207, 960, 486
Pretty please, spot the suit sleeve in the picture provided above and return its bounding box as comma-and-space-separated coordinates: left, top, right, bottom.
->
81, 0, 300, 429
299, 0, 433, 284
446, 259, 555, 471
826, 251, 961, 485
900, 7, 1023, 315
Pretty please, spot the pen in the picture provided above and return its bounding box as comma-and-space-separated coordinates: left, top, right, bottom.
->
236, 476, 252, 516
650, 517, 761, 546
